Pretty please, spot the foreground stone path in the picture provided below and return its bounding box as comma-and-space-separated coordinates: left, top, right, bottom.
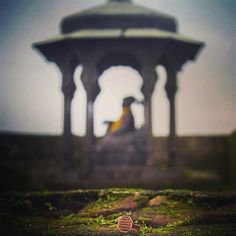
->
1, 188, 236, 235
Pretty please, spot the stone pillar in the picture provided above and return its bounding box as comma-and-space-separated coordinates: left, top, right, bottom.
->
58, 56, 77, 168
165, 65, 178, 167
86, 100, 95, 144
81, 66, 100, 147
80, 66, 100, 174
140, 64, 158, 147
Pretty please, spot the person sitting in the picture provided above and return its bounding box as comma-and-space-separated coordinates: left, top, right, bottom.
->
104, 96, 142, 136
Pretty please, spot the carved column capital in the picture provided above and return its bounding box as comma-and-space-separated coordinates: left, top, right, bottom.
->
165, 63, 178, 101
57, 55, 78, 100
81, 66, 101, 102
140, 64, 158, 101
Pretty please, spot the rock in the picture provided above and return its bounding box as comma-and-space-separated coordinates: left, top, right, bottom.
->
149, 195, 167, 206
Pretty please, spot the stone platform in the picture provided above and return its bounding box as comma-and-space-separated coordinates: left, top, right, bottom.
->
1, 188, 236, 235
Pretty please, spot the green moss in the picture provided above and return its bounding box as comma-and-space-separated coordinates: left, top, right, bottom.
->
154, 224, 236, 236
1, 188, 236, 235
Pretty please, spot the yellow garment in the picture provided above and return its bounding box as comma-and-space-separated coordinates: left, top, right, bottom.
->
109, 107, 130, 133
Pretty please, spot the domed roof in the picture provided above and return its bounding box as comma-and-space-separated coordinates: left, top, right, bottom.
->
61, 0, 177, 34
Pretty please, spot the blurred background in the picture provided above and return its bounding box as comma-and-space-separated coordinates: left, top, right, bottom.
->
0, 0, 235, 191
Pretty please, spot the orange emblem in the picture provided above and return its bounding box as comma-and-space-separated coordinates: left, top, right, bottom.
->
117, 215, 133, 233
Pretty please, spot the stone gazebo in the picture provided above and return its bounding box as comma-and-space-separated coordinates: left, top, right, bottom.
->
34, 0, 204, 171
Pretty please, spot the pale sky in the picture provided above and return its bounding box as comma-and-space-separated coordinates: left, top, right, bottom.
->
0, 0, 235, 136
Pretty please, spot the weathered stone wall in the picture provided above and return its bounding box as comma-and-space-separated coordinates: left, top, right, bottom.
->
229, 131, 236, 186
0, 132, 234, 191
0, 134, 62, 191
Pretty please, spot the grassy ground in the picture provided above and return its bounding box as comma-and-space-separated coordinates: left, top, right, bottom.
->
0, 188, 236, 235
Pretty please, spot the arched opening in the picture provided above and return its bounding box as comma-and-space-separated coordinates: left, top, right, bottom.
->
71, 65, 168, 137
94, 66, 144, 137
72, 65, 86, 136
152, 65, 168, 136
